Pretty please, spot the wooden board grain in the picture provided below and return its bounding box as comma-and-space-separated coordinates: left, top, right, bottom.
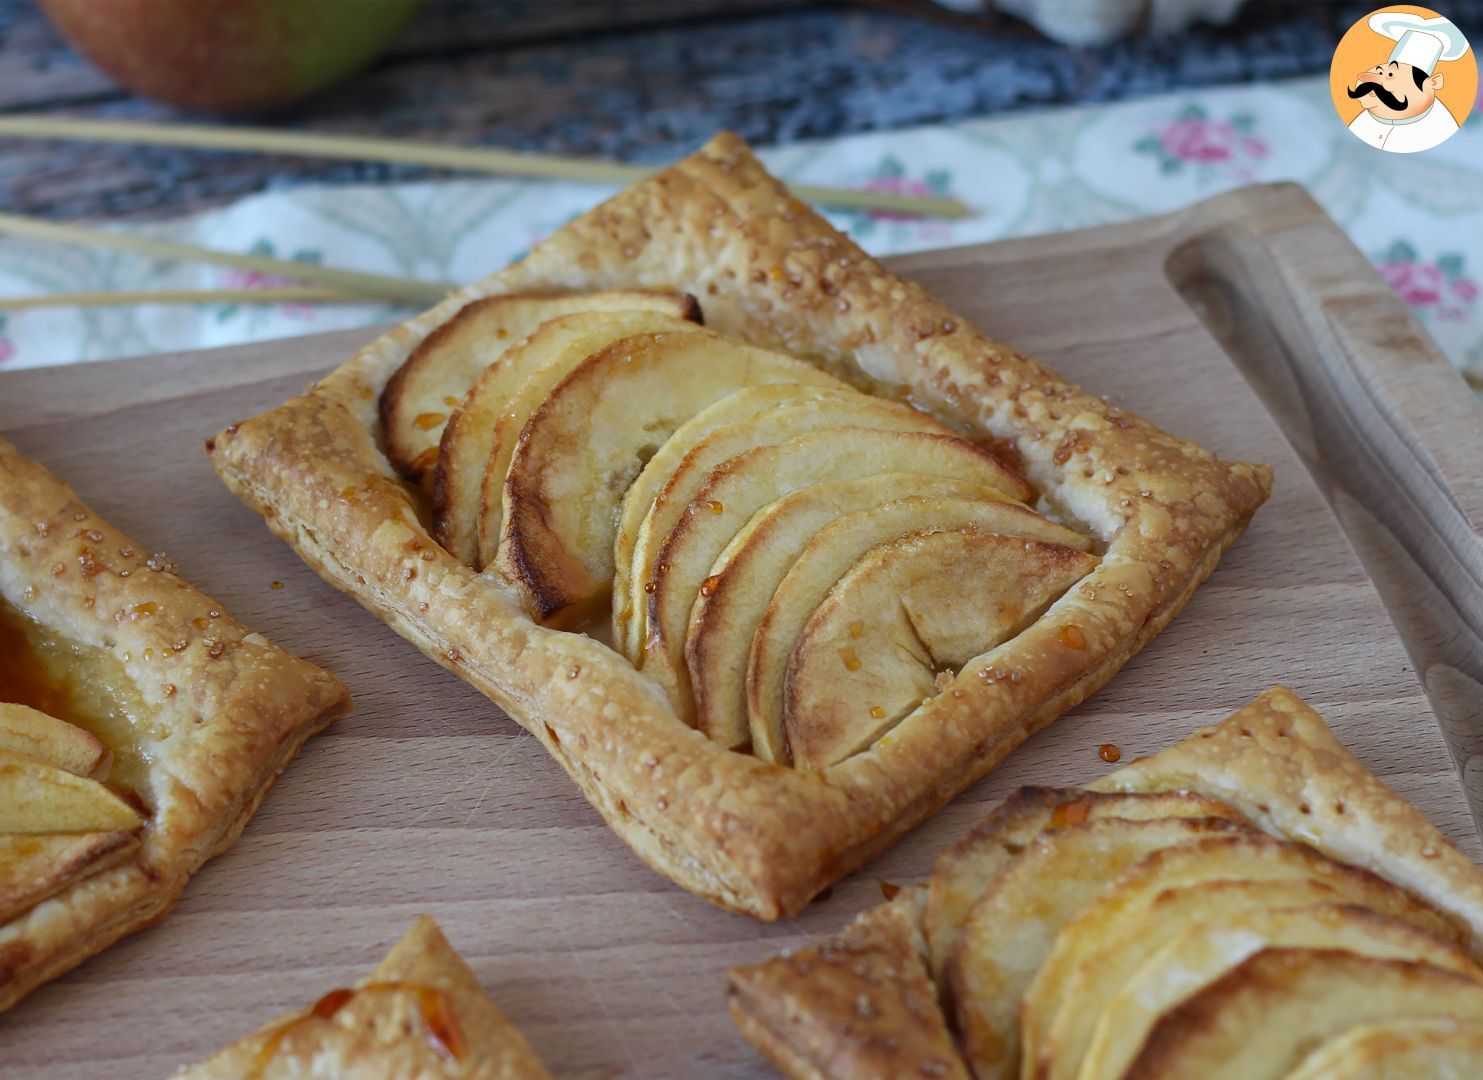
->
1, 184, 1480, 1078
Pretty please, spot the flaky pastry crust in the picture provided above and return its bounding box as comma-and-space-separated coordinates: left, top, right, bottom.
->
207, 132, 1269, 919
727, 687, 1483, 1078
176, 916, 551, 1079
0, 435, 350, 1012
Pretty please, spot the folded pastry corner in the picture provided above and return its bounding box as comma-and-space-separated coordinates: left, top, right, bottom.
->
176, 915, 552, 1079
0, 435, 350, 1012
727, 889, 969, 1080
208, 130, 1270, 919
729, 687, 1483, 1080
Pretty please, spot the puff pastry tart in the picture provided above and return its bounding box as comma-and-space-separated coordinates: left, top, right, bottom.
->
176, 916, 551, 1079
207, 132, 1270, 919
728, 687, 1483, 1080
0, 436, 349, 1012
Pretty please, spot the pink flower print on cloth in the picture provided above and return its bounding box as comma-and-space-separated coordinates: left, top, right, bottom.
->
1377, 241, 1480, 323
215, 239, 325, 324
1135, 103, 1270, 183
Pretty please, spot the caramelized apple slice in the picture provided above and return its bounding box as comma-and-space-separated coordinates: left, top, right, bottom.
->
746, 498, 1089, 763
783, 526, 1097, 769
617, 389, 951, 663
612, 383, 856, 658
948, 816, 1248, 1080
0, 702, 109, 778
688, 475, 1012, 748
495, 332, 845, 624
379, 290, 699, 481
1286, 1018, 1483, 1080
1074, 904, 1480, 1080
643, 430, 1031, 724
431, 308, 703, 565
0, 831, 139, 923
0, 748, 143, 834
1033, 875, 1468, 1080
1124, 950, 1483, 1079
921, 788, 1243, 986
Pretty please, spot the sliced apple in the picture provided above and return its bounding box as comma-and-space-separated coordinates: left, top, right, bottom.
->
0, 748, 143, 834
783, 526, 1097, 769
615, 387, 950, 663
1286, 1018, 1483, 1080
379, 290, 700, 481
687, 475, 1014, 747
0, 702, 109, 778
0, 830, 139, 924
1124, 949, 1483, 1079
612, 383, 857, 658
948, 815, 1248, 1080
643, 430, 1033, 724
746, 497, 1089, 764
922, 788, 1243, 986
494, 332, 846, 624
1033, 871, 1469, 1080
429, 308, 704, 566
1074, 904, 1480, 1080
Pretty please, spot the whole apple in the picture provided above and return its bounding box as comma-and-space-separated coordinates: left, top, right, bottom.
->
39, 0, 423, 113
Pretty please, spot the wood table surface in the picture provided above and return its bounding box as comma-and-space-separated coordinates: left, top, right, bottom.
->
1, 185, 1480, 1077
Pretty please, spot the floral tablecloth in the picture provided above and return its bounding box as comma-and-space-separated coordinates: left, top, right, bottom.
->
1, 74, 1480, 384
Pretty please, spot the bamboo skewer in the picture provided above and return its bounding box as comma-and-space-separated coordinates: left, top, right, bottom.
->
0, 212, 451, 305
0, 287, 371, 310
0, 115, 972, 219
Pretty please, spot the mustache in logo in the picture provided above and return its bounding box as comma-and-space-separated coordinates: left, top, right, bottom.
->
1348, 79, 1409, 111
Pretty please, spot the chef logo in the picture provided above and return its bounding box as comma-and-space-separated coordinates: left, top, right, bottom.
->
1330, 6, 1476, 154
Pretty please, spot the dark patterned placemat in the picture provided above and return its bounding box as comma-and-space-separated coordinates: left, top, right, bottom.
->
0, 0, 1479, 220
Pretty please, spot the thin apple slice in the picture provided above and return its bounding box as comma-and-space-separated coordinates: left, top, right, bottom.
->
379, 290, 700, 481
1074, 904, 1481, 1080
0, 830, 139, 924
494, 332, 846, 625
1286, 1018, 1483, 1080
1020, 832, 1467, 1080
462, 312, 710, 570
1033, 873, 1469, 1080
612, 384, 862, 659
0, 702, 108, 778
643, 430, 1032, 724
921, 788, 1243, 986
618, 390, 952, 663
948, 816, 1248, 1080
688, 474, 1014, 747
783, 526, 1097, 769
746, 498, 1089, 764
0, 748, 143, 834
430, 308, 704, 566
1123, 949, 1483, 1079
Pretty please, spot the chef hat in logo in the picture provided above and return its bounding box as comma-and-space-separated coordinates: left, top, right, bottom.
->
1368, 12, 1470, 75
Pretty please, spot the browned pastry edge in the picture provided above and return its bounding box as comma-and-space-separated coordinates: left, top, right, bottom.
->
177, 915, 552, 1079
726, 687, 1483, 1079
0, 435, 350, 1012
208, 131, 1270, 919
727, 889, 969, 1080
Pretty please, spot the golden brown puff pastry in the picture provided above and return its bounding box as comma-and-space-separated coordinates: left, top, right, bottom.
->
0, 435, 350, 1013
728, 688, 1483, 1080
207, 131, 1270, 920
175, 916, 551, 1080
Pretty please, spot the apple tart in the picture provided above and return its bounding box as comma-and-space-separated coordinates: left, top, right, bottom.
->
0, 436, 350, 1012
176, 916, 551, 1079
208, 132, 1270, 919
728, 687, 1483, 1079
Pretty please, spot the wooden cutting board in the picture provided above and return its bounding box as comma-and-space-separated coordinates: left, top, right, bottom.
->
3, 183, 1482, 1078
